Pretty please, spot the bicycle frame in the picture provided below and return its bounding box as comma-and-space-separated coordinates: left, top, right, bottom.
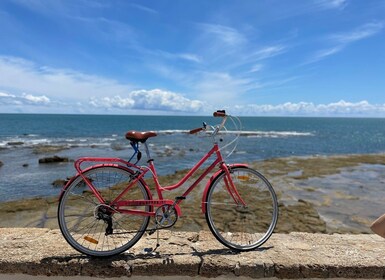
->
65, 138, 248, 219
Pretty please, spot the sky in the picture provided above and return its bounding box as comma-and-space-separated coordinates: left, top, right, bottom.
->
0, 0, 385, 117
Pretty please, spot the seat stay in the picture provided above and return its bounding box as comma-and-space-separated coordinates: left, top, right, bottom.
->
111, 167, 149, 205
72, 157, 148, 205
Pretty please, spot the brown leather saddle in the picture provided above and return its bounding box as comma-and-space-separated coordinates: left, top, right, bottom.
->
125, 131, 157, 143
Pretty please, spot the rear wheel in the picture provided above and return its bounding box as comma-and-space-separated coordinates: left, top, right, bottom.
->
58, 166, 150, 257
205, 166, 278, 251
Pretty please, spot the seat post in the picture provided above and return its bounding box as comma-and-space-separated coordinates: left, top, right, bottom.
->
143, 142, 153, 161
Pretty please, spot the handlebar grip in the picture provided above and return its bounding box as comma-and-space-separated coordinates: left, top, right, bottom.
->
213, 110, 226, 117
189, 127, 204, 134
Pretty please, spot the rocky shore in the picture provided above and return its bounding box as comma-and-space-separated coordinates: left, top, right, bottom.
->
1, 153, 385, 233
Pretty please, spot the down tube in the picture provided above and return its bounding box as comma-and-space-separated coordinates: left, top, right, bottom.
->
162, 144, 220, 191
179, 158, 221, 199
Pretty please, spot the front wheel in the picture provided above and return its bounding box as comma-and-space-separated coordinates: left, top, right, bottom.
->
58, 166, 151, 257
205, 166, 278, 251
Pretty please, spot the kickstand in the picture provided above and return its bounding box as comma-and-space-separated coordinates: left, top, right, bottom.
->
153, 230, 160, 252
143, 229, 160, 255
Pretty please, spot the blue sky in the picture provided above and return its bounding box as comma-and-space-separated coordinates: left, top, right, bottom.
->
0, 0, 384, 116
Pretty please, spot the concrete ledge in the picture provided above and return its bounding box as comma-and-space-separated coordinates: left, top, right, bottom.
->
1, 228, 384, 278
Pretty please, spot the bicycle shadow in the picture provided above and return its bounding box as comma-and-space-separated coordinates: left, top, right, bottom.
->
41, 244, 274, 266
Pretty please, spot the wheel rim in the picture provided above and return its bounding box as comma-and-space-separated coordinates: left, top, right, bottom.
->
206, 167, 278, 250
58, 166, 150, 256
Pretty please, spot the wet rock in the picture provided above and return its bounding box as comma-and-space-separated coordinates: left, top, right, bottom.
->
7, 141, 24, 146
276, 199, 327, 233
33, 145, 68, 154
52, 179, 67, 188
38, 156, 69, 164
0, 160, 3, 167
111, 142, 125, 151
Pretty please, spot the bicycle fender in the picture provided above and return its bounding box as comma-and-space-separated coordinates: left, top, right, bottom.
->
201, 163, 248, 214
58, 164, 152, 201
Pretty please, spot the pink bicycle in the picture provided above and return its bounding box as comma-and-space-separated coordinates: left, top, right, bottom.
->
58, 110, 278, 257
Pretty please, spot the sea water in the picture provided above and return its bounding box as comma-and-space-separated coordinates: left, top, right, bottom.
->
1, 114, 385, 202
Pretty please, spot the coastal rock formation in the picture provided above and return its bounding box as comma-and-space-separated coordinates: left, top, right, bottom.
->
51, 179, 67, 188
33, 145, 69, 154
7, 141, 24, 146
38, 156, 69, 164
0, 194, 325, 232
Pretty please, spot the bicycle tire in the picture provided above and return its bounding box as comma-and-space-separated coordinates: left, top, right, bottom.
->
58, 166, 150, 257
205, 166, 278, 251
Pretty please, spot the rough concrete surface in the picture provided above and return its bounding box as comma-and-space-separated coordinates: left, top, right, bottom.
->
0, 228, 384, 279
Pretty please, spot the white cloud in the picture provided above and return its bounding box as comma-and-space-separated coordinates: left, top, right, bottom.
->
0, 91, 50, 106
315, 0, 348, 10
129, 3, 159, 15
0, 55, 135, 100
0, 56, 207, 113
250, 64, 264, 73
90, 95, 134, 109
22, 93, 50, 104
90, 89, 204, 112
306, 46, 343, 63
233, 100, 385, 116
306, 21, 384, 64
154, 50, 201, 63
0, 92, 15, 98
331, 21, 384, 44
0, 91, 20, 105
177, 53, 202, 63
251, 45, 287, 61
193, 71, 253, 106
2, 88, 385, 116
198, 23, 246, 46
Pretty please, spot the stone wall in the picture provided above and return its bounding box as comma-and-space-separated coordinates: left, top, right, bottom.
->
0, 228, 384, 278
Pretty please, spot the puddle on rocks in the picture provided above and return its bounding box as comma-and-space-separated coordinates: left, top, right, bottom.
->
284, 164, 385, 233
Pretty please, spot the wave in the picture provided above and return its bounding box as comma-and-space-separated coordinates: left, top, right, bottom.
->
0, 137, 51, 148
0, 136, 114, 150
0, 129, 314, 150
156, 129, 314, 138
241, 131, 314, 138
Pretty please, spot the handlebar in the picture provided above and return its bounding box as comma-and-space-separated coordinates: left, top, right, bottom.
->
189, 110, 241, 158
189, 110, 227, 135
213, 110, 226, 117
189, 127, 204, 134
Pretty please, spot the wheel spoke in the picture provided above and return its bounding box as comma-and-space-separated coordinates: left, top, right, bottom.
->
205, 167, 278, 251
58, 166, 150, 257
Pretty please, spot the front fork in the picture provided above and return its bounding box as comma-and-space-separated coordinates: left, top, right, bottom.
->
201, 163, 249, 213
222, 165, 247, 207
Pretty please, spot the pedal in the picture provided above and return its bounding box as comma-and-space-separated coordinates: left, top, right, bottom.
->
143, 247, 160, 256
175, 196, 186, 200
143, 247, 154, 253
